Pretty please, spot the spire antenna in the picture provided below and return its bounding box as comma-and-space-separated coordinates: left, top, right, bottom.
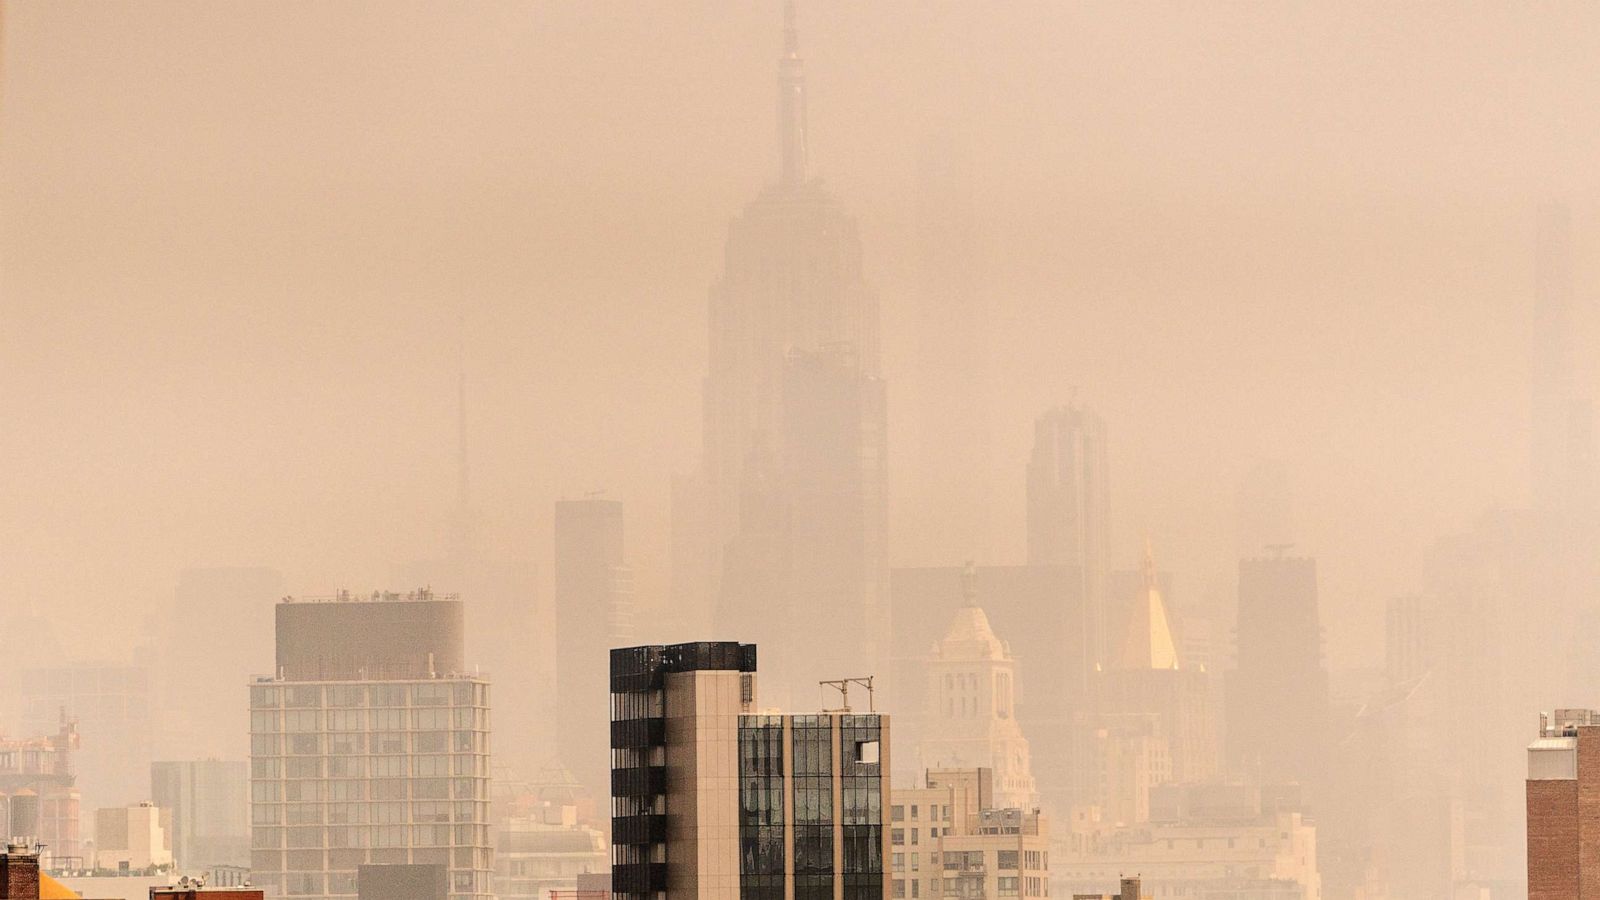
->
777, 0, 808, 185
456, 308, 469, 514
450, 307, 474, 565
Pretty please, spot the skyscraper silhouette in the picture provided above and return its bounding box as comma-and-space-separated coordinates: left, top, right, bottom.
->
1530, 203, 1597, 517
554, 496, 635, 802
673, 2, 887, 696
1226, 554, 1329, 787
1026, 405, 1110, 671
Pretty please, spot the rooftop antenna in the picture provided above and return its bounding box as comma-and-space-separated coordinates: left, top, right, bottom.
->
451, 306, 474, 565
776, 0, 808, 185
819, 676, 874, 713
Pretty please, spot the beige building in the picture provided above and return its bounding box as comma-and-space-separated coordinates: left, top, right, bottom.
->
93, 802, 172, 871
1056, 785, 1319, 900
919, 568, 1038, 811
890, 769, 1049, 900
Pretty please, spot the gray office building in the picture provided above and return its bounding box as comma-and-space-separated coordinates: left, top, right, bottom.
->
250, 591, 491, 900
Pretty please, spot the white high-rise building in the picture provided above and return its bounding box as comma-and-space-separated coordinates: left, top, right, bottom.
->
917, 566, 1037, 811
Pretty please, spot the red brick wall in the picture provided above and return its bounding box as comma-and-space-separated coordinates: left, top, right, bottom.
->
1583, 727, 1600, 898
1529, 776, 1579, 900
0, 853, 40, 900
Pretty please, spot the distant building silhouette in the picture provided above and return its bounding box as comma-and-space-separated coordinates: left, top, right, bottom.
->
1025, 405, 1110, 670
1225, 554, 1329, 788
671, 2, 887, 697
1530, 203, 1598, 516
18, 662, 151, 812
553, 496, 634, 802
150, 760, 248, 871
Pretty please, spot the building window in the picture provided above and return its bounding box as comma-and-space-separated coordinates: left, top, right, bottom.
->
892, 805, 905, 822
893, 880, 905, 898
997, 877, 1020, 896
891, 829, 904, 846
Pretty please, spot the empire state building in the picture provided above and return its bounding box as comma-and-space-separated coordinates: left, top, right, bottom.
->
672, 2, 887, 697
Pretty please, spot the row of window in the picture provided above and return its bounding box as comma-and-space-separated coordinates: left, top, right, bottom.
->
253, 731, 487, 757
252, 707, 489, 733
252, 823, 491, 850
890, 804, 951, 823
890, 876, 1048, 899
251, 800, 490, 826
891, 827, 950, 846
251, 845, 489, 872
251, 776, 487, 803
888, 849, 1049, 871
251, 682, 487, 709
251, 753, 487, 779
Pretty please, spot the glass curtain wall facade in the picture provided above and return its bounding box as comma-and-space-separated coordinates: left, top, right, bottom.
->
248, 678, 492, 900
737, 713, 887, 900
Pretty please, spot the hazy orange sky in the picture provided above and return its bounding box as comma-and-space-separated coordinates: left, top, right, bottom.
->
4, 1, 1600, 667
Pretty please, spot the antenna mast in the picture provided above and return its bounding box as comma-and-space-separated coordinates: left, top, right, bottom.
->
819, 676, 875, 713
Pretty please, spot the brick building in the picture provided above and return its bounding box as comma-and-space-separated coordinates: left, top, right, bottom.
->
1526, 707, 1600, 899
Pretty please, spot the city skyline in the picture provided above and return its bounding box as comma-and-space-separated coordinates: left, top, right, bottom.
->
7, 4, 1600, 670
5, 3, 1600, 899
